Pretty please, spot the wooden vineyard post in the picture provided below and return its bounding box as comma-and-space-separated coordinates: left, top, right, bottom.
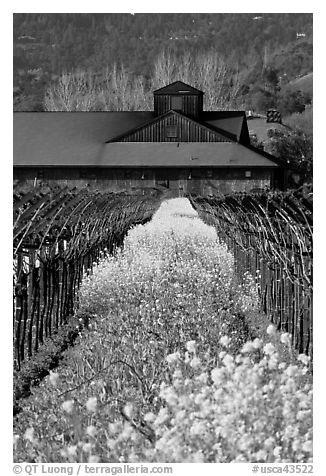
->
19, 267, 28, 364
47, 263, 55, 336
14, 253, 23, 369
279, 269, 284, 331
33, 257, 41, 353
52, 258, 59, 330
307, 290, 313, 357
66, 260, 75, 318
39, 257, 48, 343
290, 279, 296, 345
298, 287, 305, 354
43, 261, 49, 339
58, 258, 66, 326
44, 262, 53, 338
26, 249, 37, 358
53, 258, 60, 330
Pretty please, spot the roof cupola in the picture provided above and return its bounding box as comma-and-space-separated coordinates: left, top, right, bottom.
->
153, 80, 203, 118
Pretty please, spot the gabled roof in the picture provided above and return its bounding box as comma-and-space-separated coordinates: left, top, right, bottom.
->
13, 111, 283, 169
200, 111, 250, 143
99, 143, 281, 168
14, 142, 281, 168
13, 112, 154, 166
106, 109, 235, 143
153, 81, 203, 95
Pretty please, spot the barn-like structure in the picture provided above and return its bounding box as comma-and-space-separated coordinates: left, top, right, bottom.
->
13, 81, 286, 195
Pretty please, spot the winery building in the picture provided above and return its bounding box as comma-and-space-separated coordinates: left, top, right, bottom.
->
13, 81, 285, 195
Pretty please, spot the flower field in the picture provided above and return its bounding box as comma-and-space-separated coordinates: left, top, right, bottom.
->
13, 198, 312, 463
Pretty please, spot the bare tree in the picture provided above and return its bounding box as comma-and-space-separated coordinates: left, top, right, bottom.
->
152, 51, 241, 110
44, 71, 98, 111
44, 51, 241, 111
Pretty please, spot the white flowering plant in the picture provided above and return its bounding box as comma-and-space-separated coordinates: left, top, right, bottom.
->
13, 199, 312, 463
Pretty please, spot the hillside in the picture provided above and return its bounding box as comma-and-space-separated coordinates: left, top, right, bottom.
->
247, 117, 290, 143
285, 72, 313, 95
13, 13, 313, 111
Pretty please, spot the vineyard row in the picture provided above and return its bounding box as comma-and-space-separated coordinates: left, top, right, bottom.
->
189, 186, 313, 356
13, 186, 162, 369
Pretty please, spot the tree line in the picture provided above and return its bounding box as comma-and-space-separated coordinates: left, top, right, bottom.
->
14, 13, 312, 111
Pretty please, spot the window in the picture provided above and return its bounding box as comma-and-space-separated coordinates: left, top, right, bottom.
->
166, 125, 178, 138
171, 95, 182, 110
156, 179, 169, 188
156, 173, 170, 188
245, 170, 252, 178
80, 171, 96, 179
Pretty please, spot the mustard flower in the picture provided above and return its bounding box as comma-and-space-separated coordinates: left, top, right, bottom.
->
86, 425, 97, 438
123, 403, 133, 418
13, 434, 19, 449
193, 451, 205, 462
86, 396, 97, 412
61, 400, 74, 413
285, 365, 299, 377
264, 437, 275, 449
173, 369, 183, 380
297, 410, 308, 421
266, 324, 276, 336
24, 427, 34, 443
263, 343, 276, 355
108, 422, 120, 434
166, 352, 181, 364
186, 340, 197, 353
211, 367, 223, 385
60, 448, 68, 458
273, 446, 282, 458
196, 372, 208, 384
222, 354, 234, 371
256, 449, 268, 461
219, 335, 230, 347
67, 445, 77, 456
297, 354, 310, 365
155, 407, 169, 425
82, 442, 92, 453
120, 423, 134, 440
48, 370, 59, 386
302, 440, 313, 453
253, 338, 263, 349
280, 332, 292, 345
190, 421, 206, 436
268, 355, 279, 370
144, 412, 156, 423
190, 356, 201, 369
106, 438, 116, 449
241, 341, 256, 353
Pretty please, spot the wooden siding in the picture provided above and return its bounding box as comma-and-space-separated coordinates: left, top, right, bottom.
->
118, 113, 229, 143
154, 94, 203, 117
14, 167, 273, 195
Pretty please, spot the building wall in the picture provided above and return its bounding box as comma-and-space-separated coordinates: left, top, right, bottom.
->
154, 94, 203, 117
14, 167, 273, 195
118, 113, 228, 142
